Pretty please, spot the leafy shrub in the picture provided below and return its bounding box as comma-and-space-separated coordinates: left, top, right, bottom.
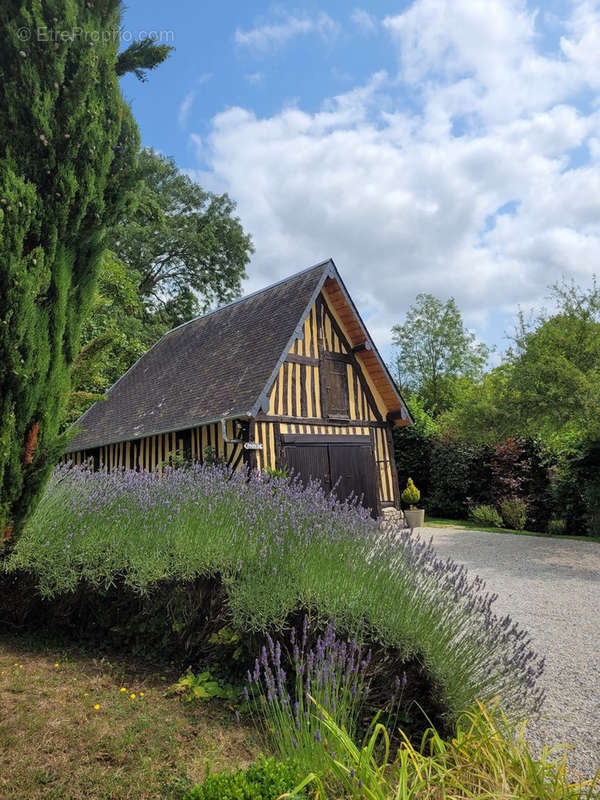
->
401, 478, 420, 508
491, 438, 532, 501
575, 443, 600, 536
500, 497, 527, 531
470, 505, 503, 528
183, 756, 304, 800
547, 518, 566, 536
520, 438, 554, 532
583, 483, 600, 537
397, 433, 553, 531
549, 441, 600, 537
428, 438, 475, 517
265, 466, 289, 479
291, 700, 600, 800
393, 424, 433, 501
4, 464, 546, 722
167, 669, 239, 702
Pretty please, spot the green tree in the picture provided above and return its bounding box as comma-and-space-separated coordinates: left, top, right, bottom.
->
66, 251, 157, 427
115, 37, 173, 82
392, 294, 490, 417
110, 148, 253, 328
440, 279, 600, 447
506, 278, 600, 444
437, 366, 513, 444
0, 1, 155, 546
67, 149, 255, 424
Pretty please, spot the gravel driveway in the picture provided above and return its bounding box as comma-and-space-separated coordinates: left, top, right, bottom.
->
420, 526, 600, 781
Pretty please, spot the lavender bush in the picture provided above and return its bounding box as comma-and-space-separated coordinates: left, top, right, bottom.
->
3, 464, 545, 721
246, 616, 411, 774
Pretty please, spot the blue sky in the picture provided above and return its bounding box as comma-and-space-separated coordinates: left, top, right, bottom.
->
119, 1, 600, 361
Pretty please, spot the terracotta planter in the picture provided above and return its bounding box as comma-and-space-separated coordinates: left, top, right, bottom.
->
404, 508, 425, 530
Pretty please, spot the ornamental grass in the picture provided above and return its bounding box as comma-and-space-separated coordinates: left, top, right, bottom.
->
4, 463, 545, 724
287, 699, 600, 800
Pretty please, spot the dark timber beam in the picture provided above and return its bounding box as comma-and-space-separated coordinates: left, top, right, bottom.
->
387, 410, 407, 422
351, 342, 370, 353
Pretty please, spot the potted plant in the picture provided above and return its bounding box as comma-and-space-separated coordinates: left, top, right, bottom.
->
401, 477, 424, 530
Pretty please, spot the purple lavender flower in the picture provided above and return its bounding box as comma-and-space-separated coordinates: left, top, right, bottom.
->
20, 463, 546, 722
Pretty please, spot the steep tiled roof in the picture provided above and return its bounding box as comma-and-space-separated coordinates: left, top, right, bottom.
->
69, 261, 331, 450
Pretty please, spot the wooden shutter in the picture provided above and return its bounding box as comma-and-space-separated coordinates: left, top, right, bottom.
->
323, 355, 350, 418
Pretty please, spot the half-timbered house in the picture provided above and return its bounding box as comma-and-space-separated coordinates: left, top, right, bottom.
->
67, 260, 412, 515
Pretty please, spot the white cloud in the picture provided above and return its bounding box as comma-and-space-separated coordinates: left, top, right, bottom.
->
178, 90, 196, 129
245, 71, 264, 84
351, 8, 378, 33
178, 74, 212, 129
194, 0, 600, 349
235, 12, 338, 53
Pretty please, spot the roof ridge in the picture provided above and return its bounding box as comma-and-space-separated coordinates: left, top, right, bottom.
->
164, 258, 333, 337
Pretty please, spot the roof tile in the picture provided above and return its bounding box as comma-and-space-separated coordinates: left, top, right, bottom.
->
69, 261, 331, 450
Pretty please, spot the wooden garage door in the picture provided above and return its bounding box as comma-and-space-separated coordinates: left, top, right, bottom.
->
282, 435, 378, 515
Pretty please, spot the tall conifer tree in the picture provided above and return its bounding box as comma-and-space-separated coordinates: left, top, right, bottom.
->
0, 1, 141, 547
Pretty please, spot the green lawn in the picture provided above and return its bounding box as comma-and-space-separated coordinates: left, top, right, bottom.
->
0, 635, 259, 800
425, 516, 600, 543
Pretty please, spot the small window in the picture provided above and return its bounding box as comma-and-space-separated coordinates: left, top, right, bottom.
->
323, 355, 349, 418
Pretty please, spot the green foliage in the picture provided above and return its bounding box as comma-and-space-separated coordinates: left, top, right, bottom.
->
393, 395, 437, 503
438, 279, 600, 448
5, 466, 545, 722
470, 505, 503, 528
400, 478, 420, 508
245, 621, 404, 779
437, 365, 514, 445
290, 700, 600, 800
427, 439, 476, 518
168, 669, 239, 703
0, 0, 141, 542
505, 279, 600, 446
582, 484, 600, 538
68, 149, 254, 426
396, 432, 554, 531
547, 518, 566, 536
203, 445, 225, 467
163, 450, 187, 469
392, 294, 490, 417
570, 442, 600, 537
500, 497, 527, 531
183, 757, 305, 800
208, 626, 245, 662
392, 282, 600, 536
115, 37, 173, 82
266, 466, 289, 479
109, 148, 253, 329
65, 251, 157, 426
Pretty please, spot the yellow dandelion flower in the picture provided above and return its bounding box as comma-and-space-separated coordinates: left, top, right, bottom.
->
130, 693, 136, 699
94, 704, 100, 710
139, 692, 145, 697
19, 664, 23, 669
84, 692, 89, 697
120, 687, 127, 692
54, 663, 59, 668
